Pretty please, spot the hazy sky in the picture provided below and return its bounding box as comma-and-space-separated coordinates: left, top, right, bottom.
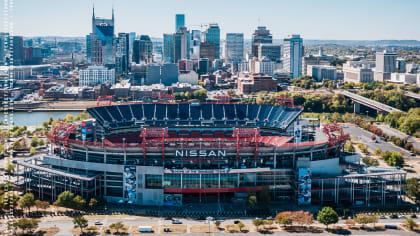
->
3, 0, 420, 40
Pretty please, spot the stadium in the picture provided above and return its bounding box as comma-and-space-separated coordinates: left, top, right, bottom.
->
15, 97, 406, 207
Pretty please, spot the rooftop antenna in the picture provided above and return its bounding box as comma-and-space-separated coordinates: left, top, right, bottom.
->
92, 3, 95, 19
112, 5, 114, 21
257, 17, 261, 27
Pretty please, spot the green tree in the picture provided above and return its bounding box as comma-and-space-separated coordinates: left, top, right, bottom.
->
20, 193, 35, 212
406, 178, 420, 204
73, 195, 86, 210
30, 137, 39, 147
252, 219, 264, 231
12, 218, 40, 234
246, 193, 257, 210
5, 158, 15, 175
374, 148, 382, 156
73, 216, 88, 234
237, 222, 245, 232
30, 147, 36, 155
317, 207, 338, 229
88, 198, 99, 209
0, 192, 20, 211
109, 221, 125, 234
54, 191, 75, 208
404, 217, 418, 231
275, 212, 293, 226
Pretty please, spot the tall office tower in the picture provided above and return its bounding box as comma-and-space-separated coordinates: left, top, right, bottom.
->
190, 30, 201, 59
258, 44, 281, 62
0, 33, 9, 64
174, 27, 188, 62
115, 33, 130, 75
251, 26, 272, 58
163, 34, 174, 63
376, 50, 397, 73
199, 42, 216, 62
204, 23, 220, 59
225, 33, 244, 65
396, 58, 406, 73
128, 32, 136, 62
175, 14, 185, 32
133, 35, 153, 63
12, 36, 24, 65
88, 7, 116, 67
283, 34, 304, 79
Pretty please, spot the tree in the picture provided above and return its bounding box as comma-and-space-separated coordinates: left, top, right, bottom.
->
73, 195, 86, 210
252, 219, 264, 231
405, 217, 418, 231
30, 137, 39, 147
109, 221, 125, 234
0, 192, 20, 211
246, 193, 257, 210
374, 148, 382, 156
35, 200, 49, 213
237, 222, 245, 232
406, 178, 420, 204
20, 193, 35, 212
30, 147, 36, 155
317, 207, 338, 229
275, 211, 293, 226
354, 214, 378, 228
12, 218, 40, 234
73, 216, 88, 234
88, 198, 99, 209
291, 211, 314, 226
5, 158, 15, 175
54, 191, 75, 208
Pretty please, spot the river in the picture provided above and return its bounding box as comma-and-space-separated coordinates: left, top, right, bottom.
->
1, 111, 82, 127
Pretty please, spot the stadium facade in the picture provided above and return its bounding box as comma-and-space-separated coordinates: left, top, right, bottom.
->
15, 99, 406, 206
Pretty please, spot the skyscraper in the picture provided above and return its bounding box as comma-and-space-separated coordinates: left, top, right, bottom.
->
88, 6, 116, 67
204, 24, 220, 59
133, 35, 153, 63
174, 27, 188, 62
258, 44, 281, 62
251, 26, 272, 58
116, 33, 130, 75
283, 34, 304, 79
163, 34, 174, 63
128, 32, 136, 63
12, 36, 24, 65
225, 33, 244, 65
376, 50, 397, 73
175, 14, 185, 32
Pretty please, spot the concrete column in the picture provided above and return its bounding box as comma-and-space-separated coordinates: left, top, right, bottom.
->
354, 102, 360, 114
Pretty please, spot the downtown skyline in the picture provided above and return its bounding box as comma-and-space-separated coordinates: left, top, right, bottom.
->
2, 0, 420, 40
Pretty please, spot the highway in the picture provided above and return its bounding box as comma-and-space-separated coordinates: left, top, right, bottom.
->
336, 90, 402, 113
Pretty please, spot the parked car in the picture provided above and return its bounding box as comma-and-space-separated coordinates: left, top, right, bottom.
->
95, 221, 103, 225
399, 215, 406, 219
411, 214, 417, 218
172, 220, 182, 224
380, 215, 386, 219
390, 214, 398, 219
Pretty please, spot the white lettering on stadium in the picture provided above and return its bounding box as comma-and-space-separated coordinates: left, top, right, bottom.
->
175, 149, 226, 158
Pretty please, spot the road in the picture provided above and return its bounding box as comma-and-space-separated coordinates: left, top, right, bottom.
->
343, 125, 417, 160
17, 215, 420, 235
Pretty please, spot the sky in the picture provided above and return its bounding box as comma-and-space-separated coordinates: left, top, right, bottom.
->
2, 0, 420, 40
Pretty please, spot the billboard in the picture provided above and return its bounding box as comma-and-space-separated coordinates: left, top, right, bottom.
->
163, 194, 182, 206
294, 124, 302, 143
123, 166, 137, 202
298, 168, 311, 205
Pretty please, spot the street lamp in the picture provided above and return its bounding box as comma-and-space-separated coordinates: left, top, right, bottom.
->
206, 216, 213, 236
366, 110, 369, 123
